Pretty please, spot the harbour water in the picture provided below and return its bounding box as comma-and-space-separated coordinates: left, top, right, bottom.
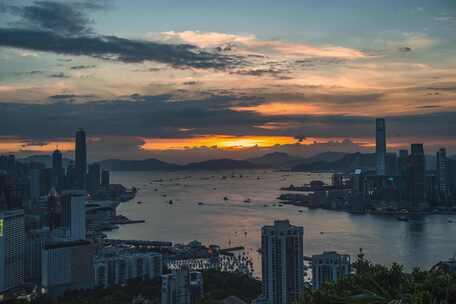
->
107, 170, 456, 276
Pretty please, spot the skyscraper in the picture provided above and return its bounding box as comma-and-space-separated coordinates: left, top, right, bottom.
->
398, 149, 409, 201
0, 209, 25, 293
408, 144, 426, 204
436, 148, 449, 202
61, 190, 87, 241
259, 220, 304, 304
375, 118, 386, 176
75, 129, 87, 190
87, 163, 101, 195
101, 170, 110, 188
52, 149, 63, 191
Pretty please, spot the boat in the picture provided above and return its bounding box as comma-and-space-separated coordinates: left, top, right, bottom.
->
298, 210, 303, 213
137, 201, 142, 205
224, 197, 229, 201
397, 215, 409, 222
168, 200, 173, 205
198, 202, 204, 206
243, 198, 251, 203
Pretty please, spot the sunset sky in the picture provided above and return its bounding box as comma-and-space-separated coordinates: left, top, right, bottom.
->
0, 0, 455, 162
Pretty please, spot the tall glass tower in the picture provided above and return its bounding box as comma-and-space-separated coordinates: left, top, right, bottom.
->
376, 118, 386, 176
74, 129, 87, 190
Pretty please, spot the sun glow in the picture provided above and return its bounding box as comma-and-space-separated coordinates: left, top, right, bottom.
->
0, 140, 74, 153
141, 135, 300, 150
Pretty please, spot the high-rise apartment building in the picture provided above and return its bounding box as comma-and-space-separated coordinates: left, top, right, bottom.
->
436, 148, 450, 202
0, 209, 25, 293
259, 220, 304, 304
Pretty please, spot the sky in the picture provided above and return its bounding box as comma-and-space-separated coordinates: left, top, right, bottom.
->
0, 0, 455, 163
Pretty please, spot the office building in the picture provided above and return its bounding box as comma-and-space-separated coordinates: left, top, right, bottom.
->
311, 251, 351, 289
25, 227, 50, 284
101, 170, 110, 188
61, 190, 87, 241
436, 148, 450, 202
87, 163, 101, 194
40, 168, 53, 196
375, 118, 386, 176
161, 267, 203, 304
52, 149, 64, 191
47, 188, 59, 230
0, 209, 25, 293
75, 129, 87, 190
259, 220, 304, 304
41, 240, 95, 297
397, 149, 409, 201
385, 152, 398, 177
94, 248, 162, 288
29, 169, 41, 203
408, 144, 426, 204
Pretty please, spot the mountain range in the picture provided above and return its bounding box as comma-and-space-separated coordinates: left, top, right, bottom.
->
17, 152, 455, 172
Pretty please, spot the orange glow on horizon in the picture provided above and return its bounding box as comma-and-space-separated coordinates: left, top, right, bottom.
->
231, 103, 329, 116
141, 135, 301, 150
0, 140, 74, 153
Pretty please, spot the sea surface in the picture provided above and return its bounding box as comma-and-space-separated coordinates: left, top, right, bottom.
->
107, 170, 456, 276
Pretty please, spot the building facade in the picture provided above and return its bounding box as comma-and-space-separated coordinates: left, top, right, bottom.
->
0, 209, 25, 293
161, 268, 203, 304
61, 190, 87, 241
260, 220, 304, 304
75, 129, 87, 190
311, 251, 351, 289
41, 240, 95, 297
93, 248, 162, 288
376, 118, 386, 176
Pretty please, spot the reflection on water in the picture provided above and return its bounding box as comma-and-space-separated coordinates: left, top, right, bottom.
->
107, 170, 456, 275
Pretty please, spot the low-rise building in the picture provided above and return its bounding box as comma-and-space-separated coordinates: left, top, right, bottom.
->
93, 247, 162, 288
161, 268, 203, 304
312, 251, 351, 289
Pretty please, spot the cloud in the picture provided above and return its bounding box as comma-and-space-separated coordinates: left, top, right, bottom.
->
159, 31, 367, 60
49, 72, 69, 78
70, 64, 96, 70
0, 28, 243, 69
0, 2, 244, 69
16, 0, 95, 35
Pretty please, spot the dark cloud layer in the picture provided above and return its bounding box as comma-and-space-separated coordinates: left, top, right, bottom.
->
0, 94, 454, 141
0, 28, 243, 69
0, 0, 244, 69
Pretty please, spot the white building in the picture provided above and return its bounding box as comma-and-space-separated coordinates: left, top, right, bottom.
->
93, 247, 162, 288
41, 240, 95, 297
0, 209, 25, 293
61, 190, 87, 241
259, 220, 304, 304
312, 251, 351, 289
161, 267, 203, 304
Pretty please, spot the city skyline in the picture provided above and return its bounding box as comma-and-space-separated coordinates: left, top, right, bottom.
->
0, 0, 455, 162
